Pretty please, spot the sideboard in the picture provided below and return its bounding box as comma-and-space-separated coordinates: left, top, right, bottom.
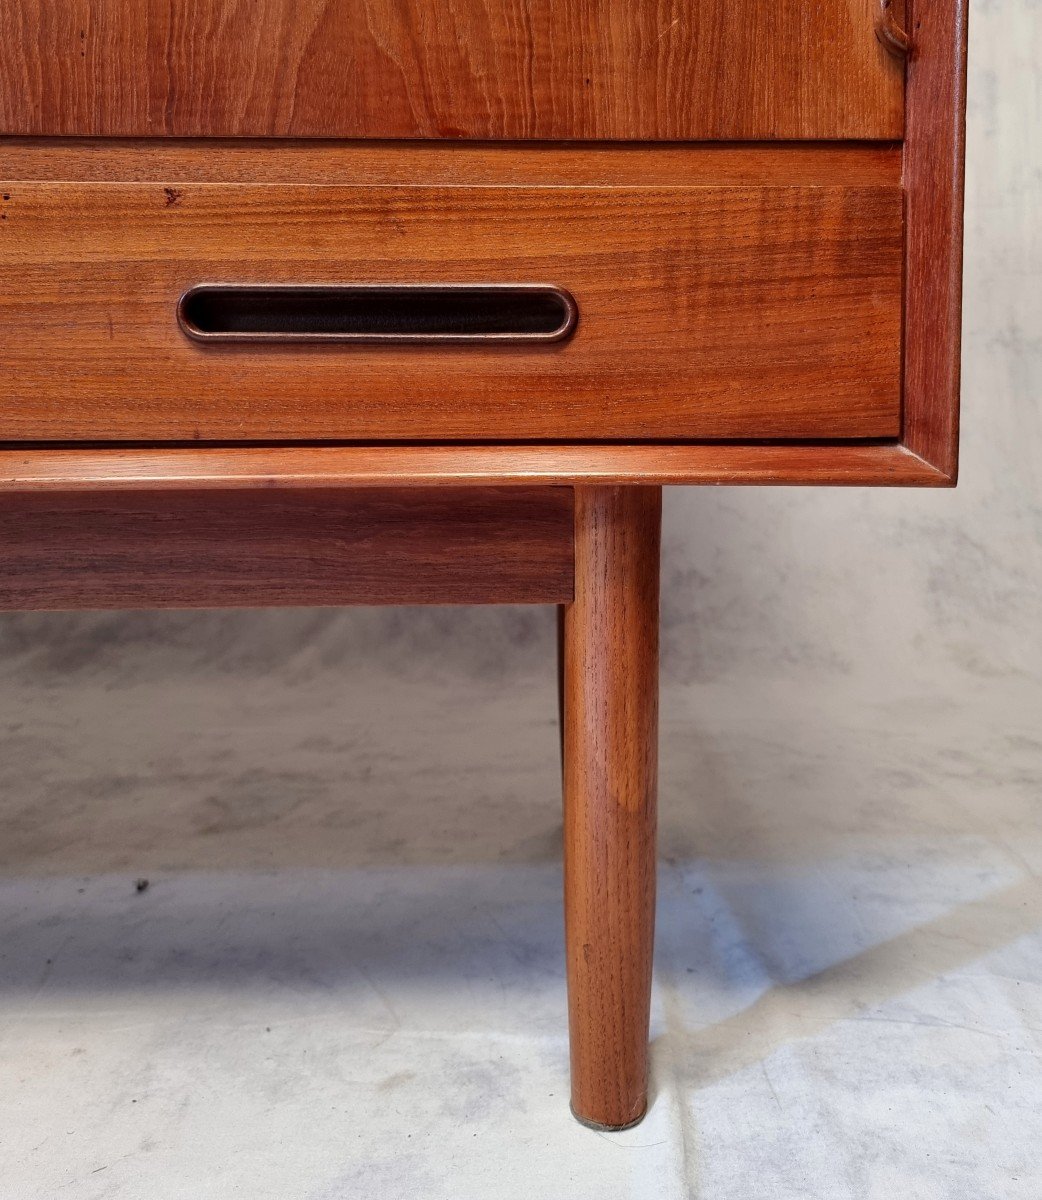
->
0, 0, 966, 1129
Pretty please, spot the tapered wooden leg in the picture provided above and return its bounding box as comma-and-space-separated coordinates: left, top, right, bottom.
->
556, 603, 566, 775
563, 485, 661, 1130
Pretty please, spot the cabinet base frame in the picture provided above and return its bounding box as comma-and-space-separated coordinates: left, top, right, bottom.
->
0, 441, 952, 495
0, 479, 667, 1128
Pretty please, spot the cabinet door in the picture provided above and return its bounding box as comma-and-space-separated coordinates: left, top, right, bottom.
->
0, 0, 904, 140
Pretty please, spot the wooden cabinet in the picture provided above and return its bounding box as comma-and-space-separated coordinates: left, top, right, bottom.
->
0, 0, 967, 1136
0, 0, 964, 482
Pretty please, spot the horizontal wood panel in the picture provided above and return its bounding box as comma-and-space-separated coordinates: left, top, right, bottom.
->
0, 140, 904, 189
0, 181, 903, 442
0, 0, 904, 141
0, 487, 574, 609
0, 445, 952, 491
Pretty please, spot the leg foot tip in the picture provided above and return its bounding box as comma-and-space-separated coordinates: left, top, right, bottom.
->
570, 1102, 648, 1132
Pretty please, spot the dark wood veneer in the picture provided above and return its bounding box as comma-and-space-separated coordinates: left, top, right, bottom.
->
0, 488, 574, 610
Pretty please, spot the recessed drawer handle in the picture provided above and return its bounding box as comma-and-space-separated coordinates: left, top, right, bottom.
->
177, 283, 578, 344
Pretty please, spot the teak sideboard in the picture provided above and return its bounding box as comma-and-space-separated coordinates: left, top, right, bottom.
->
0, 0, 966, 1130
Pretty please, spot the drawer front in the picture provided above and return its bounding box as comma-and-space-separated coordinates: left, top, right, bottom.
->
0, 0, 903, 140
0, 180, 903, 443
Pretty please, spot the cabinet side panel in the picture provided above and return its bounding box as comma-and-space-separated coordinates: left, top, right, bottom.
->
902, 0, 968, 478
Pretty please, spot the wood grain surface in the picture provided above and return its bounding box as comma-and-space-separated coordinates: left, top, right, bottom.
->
902, 0, 968, 480
0, 0, 904, 141
563, 486, 660, 1129
0, 180, 903, 442
0, 139, 903, 189
0, 444, 952, 492
0, 487, 574, 610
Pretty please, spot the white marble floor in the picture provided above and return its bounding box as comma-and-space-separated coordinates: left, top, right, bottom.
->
1, 645, 1040, 1199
